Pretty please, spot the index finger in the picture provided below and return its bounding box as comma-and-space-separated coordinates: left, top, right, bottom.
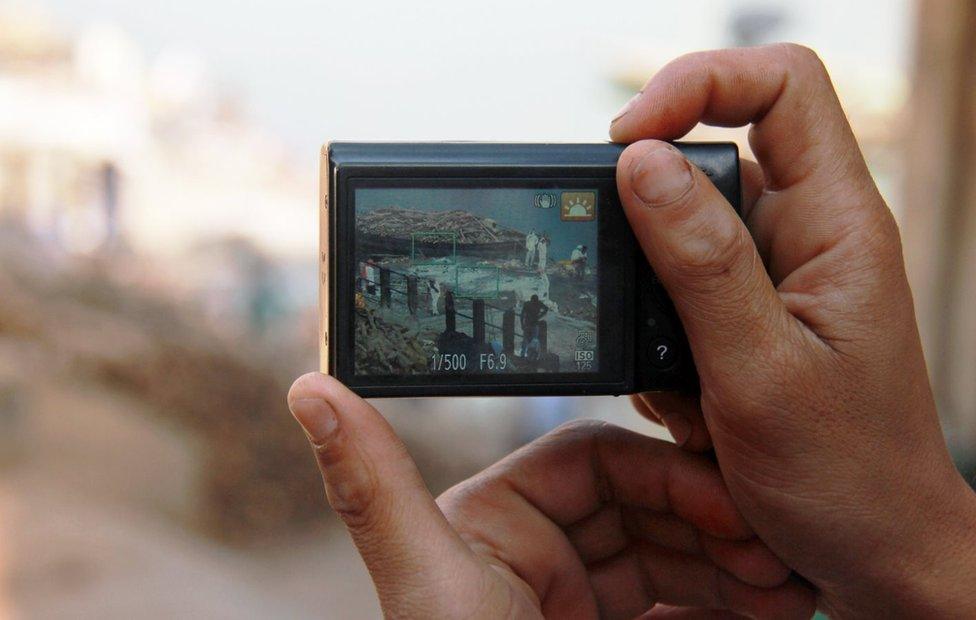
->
473, 420, 752, 540
609, 43, 868, 193
438, 421, 807, 617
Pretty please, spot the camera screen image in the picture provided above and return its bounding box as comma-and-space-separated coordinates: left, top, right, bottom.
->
353, 187, 599, 376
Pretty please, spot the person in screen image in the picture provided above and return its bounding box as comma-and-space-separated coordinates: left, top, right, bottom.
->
519, 294, 548, 359
571, 244, 588, 280
538, 272, 551, 303
426, 279, 441, 316
537, 234, 549, 273
525, 229, 539, 268
365, 258, 378, 297
357, 261, 368, 293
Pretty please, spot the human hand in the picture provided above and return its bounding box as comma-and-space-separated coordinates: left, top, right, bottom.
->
288, 372, 814, 619
611, 44, 976, 617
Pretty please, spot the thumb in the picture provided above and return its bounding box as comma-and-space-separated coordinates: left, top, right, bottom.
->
287, 373, 480, 613
617, 140, 795, 381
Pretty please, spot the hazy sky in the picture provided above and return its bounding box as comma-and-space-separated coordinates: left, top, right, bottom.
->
41, 0, 911, 154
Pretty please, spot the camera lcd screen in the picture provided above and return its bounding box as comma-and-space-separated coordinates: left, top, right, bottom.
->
352, 187, 599, 377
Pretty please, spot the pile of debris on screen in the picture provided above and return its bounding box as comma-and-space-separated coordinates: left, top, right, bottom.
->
354, 306, 431, 374
357, 207, 525, 245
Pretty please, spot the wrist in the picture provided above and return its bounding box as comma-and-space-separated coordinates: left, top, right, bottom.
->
862, 470, 976, 617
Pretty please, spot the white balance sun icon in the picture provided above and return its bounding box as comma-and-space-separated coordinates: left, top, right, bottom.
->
566, 196, 591, 218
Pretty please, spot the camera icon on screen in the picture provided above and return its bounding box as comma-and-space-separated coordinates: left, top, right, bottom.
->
534, 192, 557, 209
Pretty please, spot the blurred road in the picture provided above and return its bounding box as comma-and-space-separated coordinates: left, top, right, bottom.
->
0, 234, 669, 619
0, 366, 381, 619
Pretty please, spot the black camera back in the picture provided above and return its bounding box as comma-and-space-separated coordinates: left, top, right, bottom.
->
322, 142, 740, 397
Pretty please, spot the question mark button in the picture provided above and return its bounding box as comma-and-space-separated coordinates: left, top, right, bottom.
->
647, 337, 677, 370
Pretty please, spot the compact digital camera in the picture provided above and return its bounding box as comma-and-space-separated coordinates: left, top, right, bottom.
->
320, 142, 740, 398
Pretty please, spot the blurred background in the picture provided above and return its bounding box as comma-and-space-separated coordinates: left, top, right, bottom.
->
0, 0, 972, 617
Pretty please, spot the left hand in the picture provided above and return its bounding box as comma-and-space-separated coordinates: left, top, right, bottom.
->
288, 372, 815, 619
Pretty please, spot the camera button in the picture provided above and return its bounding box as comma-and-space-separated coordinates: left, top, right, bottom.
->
647, 337, 677, 369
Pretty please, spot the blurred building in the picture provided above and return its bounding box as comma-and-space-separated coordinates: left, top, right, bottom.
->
0, 2, 317, 340
0, 3, 311, 264
0, 4, 137, 252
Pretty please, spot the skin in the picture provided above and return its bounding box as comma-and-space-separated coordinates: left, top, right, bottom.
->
609, 44, 976, 618
288, 44, 976, 618
289, 375, 814, 619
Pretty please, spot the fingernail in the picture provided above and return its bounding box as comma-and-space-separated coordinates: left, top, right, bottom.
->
611, 91, 642, 125
290, 398, 339, 445
631, 144, 694, 206
661, 413, 691, 447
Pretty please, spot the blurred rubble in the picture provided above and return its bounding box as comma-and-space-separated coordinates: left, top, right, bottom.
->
0, 232, 323, 541
0, 231, 552, 540
0, 378, 28, 467
354, 306, 432, 375
358, 206, 524, 244
0, 229, 578, 617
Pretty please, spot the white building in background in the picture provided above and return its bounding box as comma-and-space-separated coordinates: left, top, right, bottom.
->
0, 5, 142, 252
0, 3, 311, 259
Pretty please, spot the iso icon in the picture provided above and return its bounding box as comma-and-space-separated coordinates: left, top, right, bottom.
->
575, 350, 595, 362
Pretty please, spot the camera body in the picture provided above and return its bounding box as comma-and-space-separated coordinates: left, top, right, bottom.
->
321, 142, 740, 398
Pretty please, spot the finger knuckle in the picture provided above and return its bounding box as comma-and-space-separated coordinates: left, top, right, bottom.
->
435, 487, 469, 526
548, 418, 614, 444
654, 50, 712, 90
551, 418, 605, 436
317, 446, 385, 533
331, 481, 383, 534
436, 475, 494, 523
669, 49, 710, 72
778, 42, 827, 76
666, 214, 752, 284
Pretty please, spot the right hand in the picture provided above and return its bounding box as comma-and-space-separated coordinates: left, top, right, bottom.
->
610, 44, 976, 617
